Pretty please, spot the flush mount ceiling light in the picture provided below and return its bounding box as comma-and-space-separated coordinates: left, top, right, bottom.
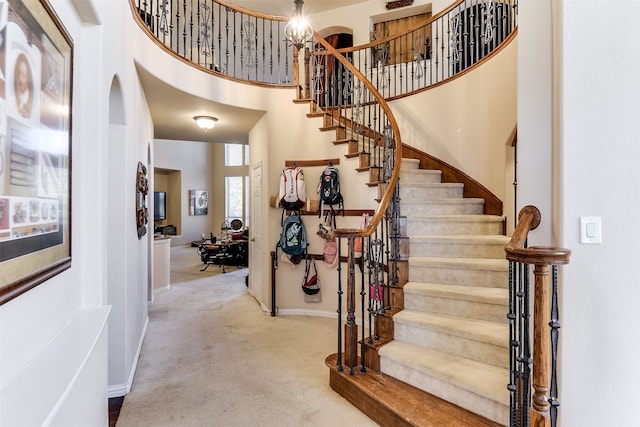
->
194, 115, 218, 130
284, 0, 312, 49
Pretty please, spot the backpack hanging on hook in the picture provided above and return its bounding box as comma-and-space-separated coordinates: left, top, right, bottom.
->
278, 165, 306, 211
317, 163, 343, 217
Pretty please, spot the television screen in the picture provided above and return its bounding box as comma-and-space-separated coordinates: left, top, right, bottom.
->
154, 192, 166, 221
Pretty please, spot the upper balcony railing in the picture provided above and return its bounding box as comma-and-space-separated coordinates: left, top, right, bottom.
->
132, 0, 517, 96
327, 0, 517, 101
132, 0, 294, 85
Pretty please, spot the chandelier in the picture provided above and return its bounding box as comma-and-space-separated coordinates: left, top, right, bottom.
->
284, 0, 313, 49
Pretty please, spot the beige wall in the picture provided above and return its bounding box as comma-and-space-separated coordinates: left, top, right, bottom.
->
154, 140, 249, 247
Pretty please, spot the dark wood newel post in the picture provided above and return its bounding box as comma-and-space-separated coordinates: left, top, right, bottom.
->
506, 205, 571, 426
531, 264, 551, 427
304, 47, 311, 100
344, 237, 358, 373
292, 45, 300, 98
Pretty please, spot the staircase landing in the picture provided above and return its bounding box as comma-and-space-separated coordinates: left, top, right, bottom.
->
326, 354, 503, 427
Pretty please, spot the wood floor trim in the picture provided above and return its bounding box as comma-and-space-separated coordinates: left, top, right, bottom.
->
326, 354, 502, 427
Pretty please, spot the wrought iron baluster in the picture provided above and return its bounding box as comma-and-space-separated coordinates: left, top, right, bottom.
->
200, 3, 212, 68
337, 235, 344, 372
224, 7, 230, 75
195, 0, 201, 64
350, 237, 366, 374
520, 262, 531, 426
550, 265, 560, 427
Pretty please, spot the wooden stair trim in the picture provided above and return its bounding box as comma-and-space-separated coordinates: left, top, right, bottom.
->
284, 158, 340, 167
326, 353, 502, 427
333, 138, 357, 145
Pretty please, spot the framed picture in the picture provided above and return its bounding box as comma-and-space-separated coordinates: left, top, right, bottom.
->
189, 189, 208, 216
0, 0, 73, 305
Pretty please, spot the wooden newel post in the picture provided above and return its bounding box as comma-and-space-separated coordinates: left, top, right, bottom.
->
344, 238, 358, 372
292, 46, 300, 99
531, 263, 551, 427
304, 47, 311, 100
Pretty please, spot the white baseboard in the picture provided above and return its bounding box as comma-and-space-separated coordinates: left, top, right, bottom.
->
108, 315, 149, 398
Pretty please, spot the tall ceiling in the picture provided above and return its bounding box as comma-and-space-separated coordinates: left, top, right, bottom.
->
229, 0, 370, 15
141, 0, 370, 145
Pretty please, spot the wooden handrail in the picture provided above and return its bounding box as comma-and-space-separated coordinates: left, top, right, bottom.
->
310, 33, 403, 241
505, 205, 571, 265
506, 205, 571, 426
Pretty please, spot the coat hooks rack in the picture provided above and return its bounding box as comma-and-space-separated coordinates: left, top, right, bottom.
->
284, 158, 340, 167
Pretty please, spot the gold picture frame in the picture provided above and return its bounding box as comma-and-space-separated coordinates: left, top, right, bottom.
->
0, 0, 73, 305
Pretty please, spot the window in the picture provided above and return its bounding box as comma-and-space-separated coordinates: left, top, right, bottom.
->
225, 143, 248, 166
225, 176, 244, 221
225, 144, 250, 227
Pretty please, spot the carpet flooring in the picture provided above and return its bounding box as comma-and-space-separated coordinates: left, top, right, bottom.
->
114, 245, 377, 426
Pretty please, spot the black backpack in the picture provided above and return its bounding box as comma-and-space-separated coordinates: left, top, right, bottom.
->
317, 165, 343, 216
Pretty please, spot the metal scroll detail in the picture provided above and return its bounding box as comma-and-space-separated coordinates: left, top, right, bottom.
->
242, 20, 257, 69
200, 3, 212, 58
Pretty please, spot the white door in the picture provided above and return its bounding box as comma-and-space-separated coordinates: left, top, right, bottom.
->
250, 162, 263, 304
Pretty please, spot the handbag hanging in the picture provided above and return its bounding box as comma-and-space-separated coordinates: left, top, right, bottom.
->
302, 257, 320, 295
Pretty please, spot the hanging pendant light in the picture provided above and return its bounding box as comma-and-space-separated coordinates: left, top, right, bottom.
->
284, 0, 313, 49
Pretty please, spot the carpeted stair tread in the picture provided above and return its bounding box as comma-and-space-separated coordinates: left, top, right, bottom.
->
403, 281, 508, 305
400, 199, 486, 215
408, 256, 509, 271
409, 235, 511, 258
379, 341, 509, 406
407, 214, 504, 221
410, 235, 511, 245
393, 310, 508, 348
400, 158, 420, 169
406, 215, 506, 237
400, 169, 442, 184
402, 182, 464, 190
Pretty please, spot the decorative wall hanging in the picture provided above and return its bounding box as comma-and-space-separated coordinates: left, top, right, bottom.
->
189, 189, 208, 216
136, 161, 149, 239
0, 0, 73, 305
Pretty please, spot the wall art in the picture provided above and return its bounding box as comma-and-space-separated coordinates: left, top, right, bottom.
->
0, 0, 73, 305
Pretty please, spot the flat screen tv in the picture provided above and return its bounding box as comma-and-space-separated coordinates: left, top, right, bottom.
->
154, 191, 166, 221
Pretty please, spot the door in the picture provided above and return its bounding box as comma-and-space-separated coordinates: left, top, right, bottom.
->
250, 162, 263, 303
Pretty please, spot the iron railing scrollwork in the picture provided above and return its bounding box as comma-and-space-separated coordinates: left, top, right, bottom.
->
321, 0, 518, 102
505, 206, 571, 427
132, 0, 294, 85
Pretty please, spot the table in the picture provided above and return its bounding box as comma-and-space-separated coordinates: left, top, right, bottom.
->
197, 239, 248, 273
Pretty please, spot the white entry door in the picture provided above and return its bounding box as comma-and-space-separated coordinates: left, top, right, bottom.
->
250, 162, 263, 304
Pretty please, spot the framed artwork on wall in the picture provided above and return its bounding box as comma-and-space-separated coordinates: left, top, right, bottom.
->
189, 189, 208, 216
0, 0, 73, 305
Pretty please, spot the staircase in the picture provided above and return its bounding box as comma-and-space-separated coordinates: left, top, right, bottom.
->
377, 158, 511, 425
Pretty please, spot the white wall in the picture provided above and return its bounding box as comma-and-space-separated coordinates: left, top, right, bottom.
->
1, 0, 155, 423
517, 0, 640, 425
555, 1, 640, 425
155, 139, 221, 246
389, 38, 517, 207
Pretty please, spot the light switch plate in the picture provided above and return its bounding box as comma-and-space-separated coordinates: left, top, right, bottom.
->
580, 217, 602, 244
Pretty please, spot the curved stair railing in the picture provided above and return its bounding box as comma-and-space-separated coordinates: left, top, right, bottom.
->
305, 0, 517, 104
303, 34, 404, 375
505, 206, 571, 427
